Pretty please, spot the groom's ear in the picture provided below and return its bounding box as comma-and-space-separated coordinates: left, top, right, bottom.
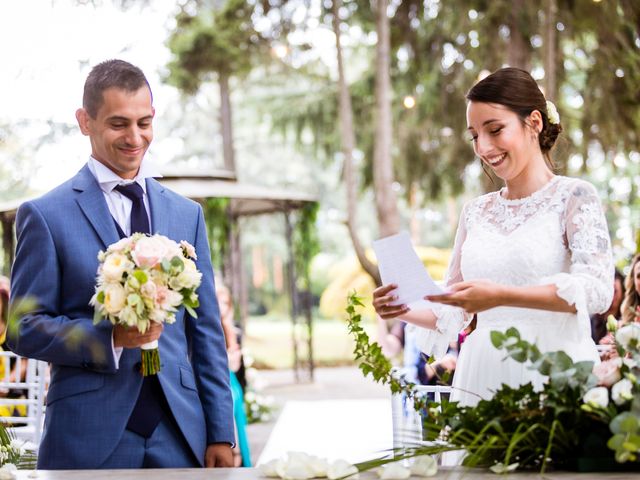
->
76, 108, 91, 136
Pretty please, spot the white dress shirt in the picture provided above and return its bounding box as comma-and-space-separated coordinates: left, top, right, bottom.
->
86, 156, 163, 366
86, 156, 161, 235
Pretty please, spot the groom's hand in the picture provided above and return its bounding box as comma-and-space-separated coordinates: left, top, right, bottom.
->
113, 322, 164, 348
205, 443, 234, 468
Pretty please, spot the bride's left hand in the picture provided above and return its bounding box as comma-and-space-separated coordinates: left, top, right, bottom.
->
425, 280, 505, 314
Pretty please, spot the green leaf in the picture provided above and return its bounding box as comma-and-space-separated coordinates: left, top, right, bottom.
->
490, 331, 505, 348
161, 259, 171, 272
185, 305, 198, 318
610, 412, 640, 434
96, 290, 105, 304
132, 269, 148, 284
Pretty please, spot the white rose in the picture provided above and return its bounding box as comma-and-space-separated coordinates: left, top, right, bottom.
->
139, 280, 157, 301
409, 456, 438, 477
0, 463, 17, 480
275, 452, 316, 480
103, 283, 127, 315
158, 235, 183, 259
611, 379, 634, 405
593, 358, 622, 387
583, 386, 609, 408
258, 459, 283, 478
102, 253, 134, 282
170, 258, 202, 290
377, 463, 411, 480
327, 459, 359, 479
180, 240, 197, 259
616, 324, 640, 350
107, 237, 134, 254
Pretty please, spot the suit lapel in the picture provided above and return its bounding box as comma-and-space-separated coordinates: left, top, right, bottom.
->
73, 165, 120, 249
146, 178, 170, 237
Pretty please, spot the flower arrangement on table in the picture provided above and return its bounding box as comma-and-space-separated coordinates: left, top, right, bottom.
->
0, 424, 36, 478
91, 233, 202, 376
346, 292, 640, 475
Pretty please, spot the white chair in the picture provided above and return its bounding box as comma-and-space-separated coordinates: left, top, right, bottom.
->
0, 351, 48, 447
391, 384, 452, 451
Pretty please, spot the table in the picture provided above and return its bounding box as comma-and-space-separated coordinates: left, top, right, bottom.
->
13, 468, 638, 479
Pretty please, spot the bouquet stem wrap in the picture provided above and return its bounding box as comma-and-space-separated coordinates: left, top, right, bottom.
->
141, 340, 160, 376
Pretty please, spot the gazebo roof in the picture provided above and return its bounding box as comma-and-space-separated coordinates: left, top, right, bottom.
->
159, 174, 316, 216
0, 172, 316, 218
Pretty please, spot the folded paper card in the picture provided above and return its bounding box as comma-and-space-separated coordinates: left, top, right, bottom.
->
372, 231, 445, 308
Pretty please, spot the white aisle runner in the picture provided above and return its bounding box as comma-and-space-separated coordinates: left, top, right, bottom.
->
257, 399, 393, 465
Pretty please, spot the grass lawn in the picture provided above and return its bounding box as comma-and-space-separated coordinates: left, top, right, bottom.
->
242, 315, 377, 370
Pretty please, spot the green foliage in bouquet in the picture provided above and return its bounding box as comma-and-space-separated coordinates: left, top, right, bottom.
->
346, 293, 640, 473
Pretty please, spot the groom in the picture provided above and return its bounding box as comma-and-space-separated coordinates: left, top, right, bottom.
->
8, 60, 234, 469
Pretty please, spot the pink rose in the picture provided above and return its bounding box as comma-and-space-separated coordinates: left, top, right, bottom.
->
593, 358, 622, 387
131, 236, 168, 268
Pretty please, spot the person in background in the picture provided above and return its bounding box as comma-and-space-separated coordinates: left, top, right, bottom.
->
590, 269, 625, 343
620, 254, 640, 325
216, 282, 251, 467
377, 316, 458, 386
0, 276, 27, 418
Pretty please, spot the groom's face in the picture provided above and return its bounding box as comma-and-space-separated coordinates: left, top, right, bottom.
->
77, 86, 154, 179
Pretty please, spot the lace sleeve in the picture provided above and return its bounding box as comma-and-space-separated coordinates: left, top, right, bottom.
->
411, 203, 471, 358
542, 180, 614, 339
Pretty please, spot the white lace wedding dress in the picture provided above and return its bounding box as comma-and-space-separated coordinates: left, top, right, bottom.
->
410, 175, 614, 407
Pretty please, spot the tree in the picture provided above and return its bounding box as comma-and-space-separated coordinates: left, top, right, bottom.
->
332, 0, 380, 284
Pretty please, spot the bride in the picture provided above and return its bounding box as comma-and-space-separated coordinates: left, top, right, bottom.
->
373, 67, 614, 407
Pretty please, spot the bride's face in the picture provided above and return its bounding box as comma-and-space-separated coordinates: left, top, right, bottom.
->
466, 101, 541, 181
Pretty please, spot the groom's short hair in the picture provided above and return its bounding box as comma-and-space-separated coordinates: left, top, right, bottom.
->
83, 59, 152, 118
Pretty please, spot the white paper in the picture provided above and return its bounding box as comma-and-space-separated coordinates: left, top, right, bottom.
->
373, 231, 444, 308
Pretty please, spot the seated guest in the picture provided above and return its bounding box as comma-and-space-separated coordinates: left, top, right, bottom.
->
621, 254, 640, 325
0, 276, 27, 419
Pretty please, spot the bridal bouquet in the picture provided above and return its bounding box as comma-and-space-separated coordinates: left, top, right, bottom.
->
346, 293, 640, 474
91, 233, 202, 376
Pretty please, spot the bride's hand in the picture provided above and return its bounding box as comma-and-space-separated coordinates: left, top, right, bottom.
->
426, 280, 504, 314
372, 284, 410, 320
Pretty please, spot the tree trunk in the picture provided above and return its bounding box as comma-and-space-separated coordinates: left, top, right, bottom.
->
333, 0, 381, 285
544, 0, 567, 175
373, 0, 401, 238
507, 0, 532, 70
218, 71, 236, 174
543, 0, 558, 101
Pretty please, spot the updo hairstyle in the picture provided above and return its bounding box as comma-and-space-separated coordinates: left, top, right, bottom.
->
466, 67, 562, 169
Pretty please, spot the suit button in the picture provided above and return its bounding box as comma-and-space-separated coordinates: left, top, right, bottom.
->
134, 362, 142, 372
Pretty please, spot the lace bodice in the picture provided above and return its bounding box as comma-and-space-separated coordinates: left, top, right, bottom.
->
412, 176, 614, 358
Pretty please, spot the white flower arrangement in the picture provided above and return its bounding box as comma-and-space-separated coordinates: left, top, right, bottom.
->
545, 100, 560, 125
91, 233, 202, 375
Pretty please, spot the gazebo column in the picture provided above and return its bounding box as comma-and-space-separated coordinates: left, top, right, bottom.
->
284, 208, 301, 382
228, 212, 248, 330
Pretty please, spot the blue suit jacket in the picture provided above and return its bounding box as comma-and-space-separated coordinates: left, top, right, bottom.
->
8, 165, 234, 469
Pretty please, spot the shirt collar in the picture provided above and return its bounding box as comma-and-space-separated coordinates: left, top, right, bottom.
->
87, 157, 163, 194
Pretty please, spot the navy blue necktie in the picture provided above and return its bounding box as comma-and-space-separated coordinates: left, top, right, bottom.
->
114, 182, 165, 438
114, 183, 150, 235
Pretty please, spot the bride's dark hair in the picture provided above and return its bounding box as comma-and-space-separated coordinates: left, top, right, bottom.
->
466, 67, 562, 169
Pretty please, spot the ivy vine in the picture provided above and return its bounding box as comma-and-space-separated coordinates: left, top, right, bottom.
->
292, 202, 320, 292
202, 197, 231, 272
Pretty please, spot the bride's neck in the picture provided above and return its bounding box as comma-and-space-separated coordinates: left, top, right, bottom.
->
503, 159, 554, 200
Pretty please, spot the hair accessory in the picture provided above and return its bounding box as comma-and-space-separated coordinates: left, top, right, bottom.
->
546, 100, 560, 125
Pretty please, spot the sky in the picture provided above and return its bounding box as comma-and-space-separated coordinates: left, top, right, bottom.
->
0, 0, 180, 191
